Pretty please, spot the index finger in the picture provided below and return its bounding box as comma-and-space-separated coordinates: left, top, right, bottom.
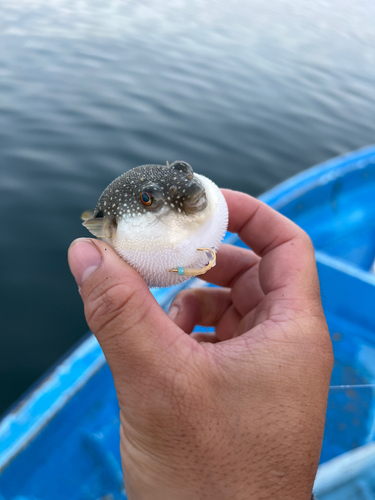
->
222, 189, 320, 299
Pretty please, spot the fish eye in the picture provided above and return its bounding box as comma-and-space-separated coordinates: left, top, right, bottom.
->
140, 192, 152, 206
139, 183, 164, 211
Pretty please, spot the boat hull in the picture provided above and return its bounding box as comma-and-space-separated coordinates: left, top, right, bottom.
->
2, 146, 375, 499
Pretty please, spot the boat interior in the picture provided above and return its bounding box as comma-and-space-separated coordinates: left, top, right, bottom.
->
1, 147, 375, 499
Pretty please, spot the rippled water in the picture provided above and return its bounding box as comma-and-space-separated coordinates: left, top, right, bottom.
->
1, 0, 375, 414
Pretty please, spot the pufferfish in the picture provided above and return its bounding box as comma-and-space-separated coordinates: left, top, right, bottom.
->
82, 161, 228, 288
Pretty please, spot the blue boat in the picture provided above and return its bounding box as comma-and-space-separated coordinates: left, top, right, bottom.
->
1, 146, 375, 499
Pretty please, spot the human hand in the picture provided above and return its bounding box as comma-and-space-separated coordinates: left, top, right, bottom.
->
68, 189, 333, 500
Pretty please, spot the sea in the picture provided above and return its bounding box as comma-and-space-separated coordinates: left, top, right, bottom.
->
1, 0, 375, 415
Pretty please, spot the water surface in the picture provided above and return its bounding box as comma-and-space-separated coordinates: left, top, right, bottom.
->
1, 0, 375, 414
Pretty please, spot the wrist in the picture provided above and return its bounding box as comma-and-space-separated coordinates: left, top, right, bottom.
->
122, 447, 318, 500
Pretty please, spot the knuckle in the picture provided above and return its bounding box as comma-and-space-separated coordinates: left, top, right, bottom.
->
171, 290, 201, 321
315, 320, 333, 357
173, 289, 197, 307
311, 272, 323, 301
308, 325, 334, 377
302, 231, 314, 250
306, 317, 333, 366
294, 226, 313, 249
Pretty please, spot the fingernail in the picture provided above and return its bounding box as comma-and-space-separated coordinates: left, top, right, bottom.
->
168, 304, 180, 321
68, 239, 103, 287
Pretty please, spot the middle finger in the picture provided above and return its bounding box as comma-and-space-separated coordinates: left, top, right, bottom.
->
200, 244, 261, 288
202, 244, 265, 315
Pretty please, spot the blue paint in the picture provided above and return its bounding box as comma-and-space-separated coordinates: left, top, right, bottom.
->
2, 145, 375, 499
178, 267, 184, 276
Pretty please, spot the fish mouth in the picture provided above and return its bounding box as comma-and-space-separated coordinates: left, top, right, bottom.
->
183, 180, 207, 214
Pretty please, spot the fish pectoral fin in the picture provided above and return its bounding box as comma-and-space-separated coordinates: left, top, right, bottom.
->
81, 210, 95, 221
82, 218, 107, 238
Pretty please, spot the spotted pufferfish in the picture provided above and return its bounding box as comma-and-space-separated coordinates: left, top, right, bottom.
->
82, 161, 228, 288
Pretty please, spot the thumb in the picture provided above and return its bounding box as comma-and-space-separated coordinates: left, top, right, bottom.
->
68, 238, 190, 398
